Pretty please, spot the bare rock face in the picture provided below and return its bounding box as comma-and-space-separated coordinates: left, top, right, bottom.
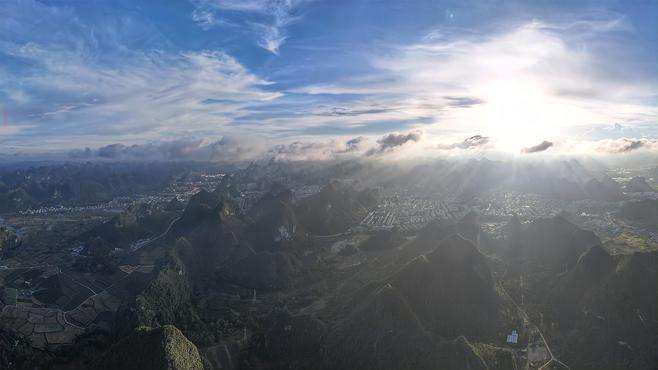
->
95, 325, 203, 370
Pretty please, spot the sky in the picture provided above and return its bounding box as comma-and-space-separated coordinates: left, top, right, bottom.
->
0, 0, 656, 160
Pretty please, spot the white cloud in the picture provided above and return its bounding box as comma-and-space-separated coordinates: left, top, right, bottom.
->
592, 137, 658, 154
295, 21, 657, 152
3, 43, 281, 147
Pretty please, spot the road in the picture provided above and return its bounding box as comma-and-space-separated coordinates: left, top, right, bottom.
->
496, 279, 570, 370
0, 215, 174, 337
310, 231, 351, 240
1, 266, 152, 340
129, 216, 180, 253
63, 264, 154, 315
0, 263, 56, 271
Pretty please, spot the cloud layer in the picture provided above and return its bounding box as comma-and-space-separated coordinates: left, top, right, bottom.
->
70, 136, 267, 162
62, 133, 658, 163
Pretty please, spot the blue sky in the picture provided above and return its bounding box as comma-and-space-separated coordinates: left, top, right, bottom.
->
0, 0, 656, 158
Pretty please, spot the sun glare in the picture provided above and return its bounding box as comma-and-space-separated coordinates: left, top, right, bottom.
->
480, 78, 561, 152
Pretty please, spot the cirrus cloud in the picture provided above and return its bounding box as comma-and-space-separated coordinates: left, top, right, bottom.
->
2, 42, 280, 150
190, 0, 310, 54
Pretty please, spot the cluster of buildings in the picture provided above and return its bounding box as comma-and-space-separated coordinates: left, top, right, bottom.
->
15, 172, 230, 217
471, 192, 574, 221
360, 194, 461, 231
17, 198, 131, 216
473, 190, 657, 250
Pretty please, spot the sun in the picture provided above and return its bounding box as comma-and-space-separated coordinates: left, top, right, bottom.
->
474, 77, 565, 153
